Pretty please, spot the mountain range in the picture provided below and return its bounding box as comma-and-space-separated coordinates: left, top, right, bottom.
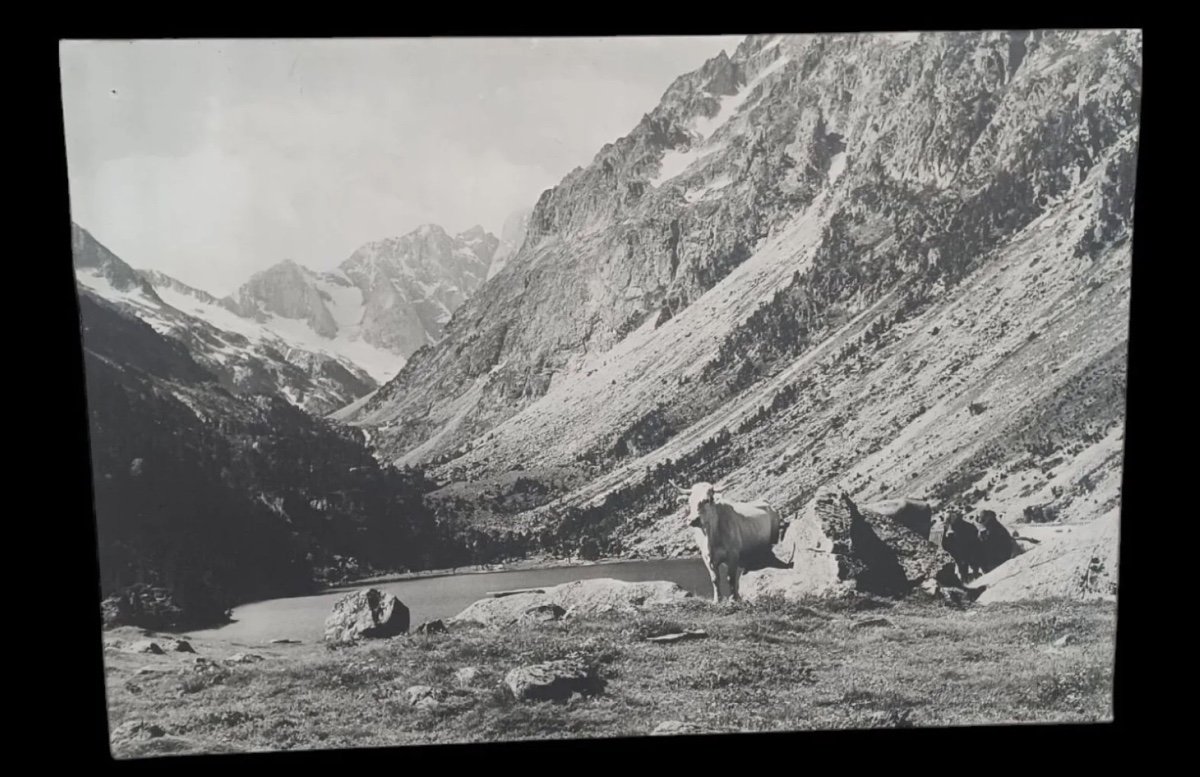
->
337, 30, 1139, 558
73, 221, 509, 415
74, 29, 1140, 606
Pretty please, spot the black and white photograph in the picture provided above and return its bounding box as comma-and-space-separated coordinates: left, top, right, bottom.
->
60, 30, 1139, 757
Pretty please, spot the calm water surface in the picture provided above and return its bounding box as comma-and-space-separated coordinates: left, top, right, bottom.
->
189, 558, 713, 644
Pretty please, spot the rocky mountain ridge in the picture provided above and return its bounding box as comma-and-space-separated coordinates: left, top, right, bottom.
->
339, 30, 1139, 559
74, 221, 505, 414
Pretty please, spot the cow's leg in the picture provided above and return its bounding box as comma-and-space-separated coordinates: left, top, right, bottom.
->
708, 562, 722, 603
729, 557, 742, 602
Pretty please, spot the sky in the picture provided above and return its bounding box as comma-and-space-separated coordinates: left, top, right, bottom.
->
60, 36, 745, 295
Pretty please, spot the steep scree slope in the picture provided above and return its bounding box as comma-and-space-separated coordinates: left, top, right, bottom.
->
342, 31, 1139, 557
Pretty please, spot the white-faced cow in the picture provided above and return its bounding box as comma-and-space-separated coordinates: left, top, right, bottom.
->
672, 480, 784, 603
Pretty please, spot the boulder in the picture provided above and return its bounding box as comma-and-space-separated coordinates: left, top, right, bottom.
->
974, 510, 1119, 604
414, 619, 448, 635
128, 640, 164, 655
172, 640, 196, 654
324, 588, 410, 644
451, 578, 691, 628
504, 658, 605, 702
742, 488, 960, 602
555, 579, 690, 618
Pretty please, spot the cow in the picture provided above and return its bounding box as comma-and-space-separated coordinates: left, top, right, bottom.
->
672, 480, 785, 603
975, 510, 1028, 573
935, 513, 986, 583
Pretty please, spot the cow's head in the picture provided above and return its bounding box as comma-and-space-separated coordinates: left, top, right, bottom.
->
671, 479, 724, 529
975, 510, 999, 542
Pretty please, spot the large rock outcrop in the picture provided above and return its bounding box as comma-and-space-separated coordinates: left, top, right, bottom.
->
973, 509, 1119, 604
742, 488, 958, 601
450, 578, 691, 628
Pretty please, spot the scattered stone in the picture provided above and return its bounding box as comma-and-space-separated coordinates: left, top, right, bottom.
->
405, 685, 440, 710
504, 658, 605, 702
646, 629, 708, 643
269, 638, 301, 645
192, 657, 212, 665
172, 640, 195, 654
227, 653, 265, 664
415, 619, 448, 635
111, 720, 166, 743
454, 667, 480, 688
1054, 634, 1076, 648
135, 666, 167, 676
129, 640, 164, 655
324, 588, 410, 645
652, 721, 707, 736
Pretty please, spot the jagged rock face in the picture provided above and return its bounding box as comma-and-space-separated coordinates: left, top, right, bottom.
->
72, 224, 377, 416
339, 224, 498, 357
74, 220, 503, 412
347, 29, 1141, 503
231, 260, 341, 337
139, 269, 228, 309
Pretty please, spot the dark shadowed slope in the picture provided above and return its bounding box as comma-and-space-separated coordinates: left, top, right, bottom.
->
78, 289, 460, 625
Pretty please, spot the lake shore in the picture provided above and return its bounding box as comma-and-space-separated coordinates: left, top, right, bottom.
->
331, 553, 686, 591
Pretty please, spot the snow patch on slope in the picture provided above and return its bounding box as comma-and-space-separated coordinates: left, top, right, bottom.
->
651, 144, 726, 187
693, 55, 792, 142
651, 55, 791, 188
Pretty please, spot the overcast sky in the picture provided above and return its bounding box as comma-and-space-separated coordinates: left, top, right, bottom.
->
60, 36, 744, 295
